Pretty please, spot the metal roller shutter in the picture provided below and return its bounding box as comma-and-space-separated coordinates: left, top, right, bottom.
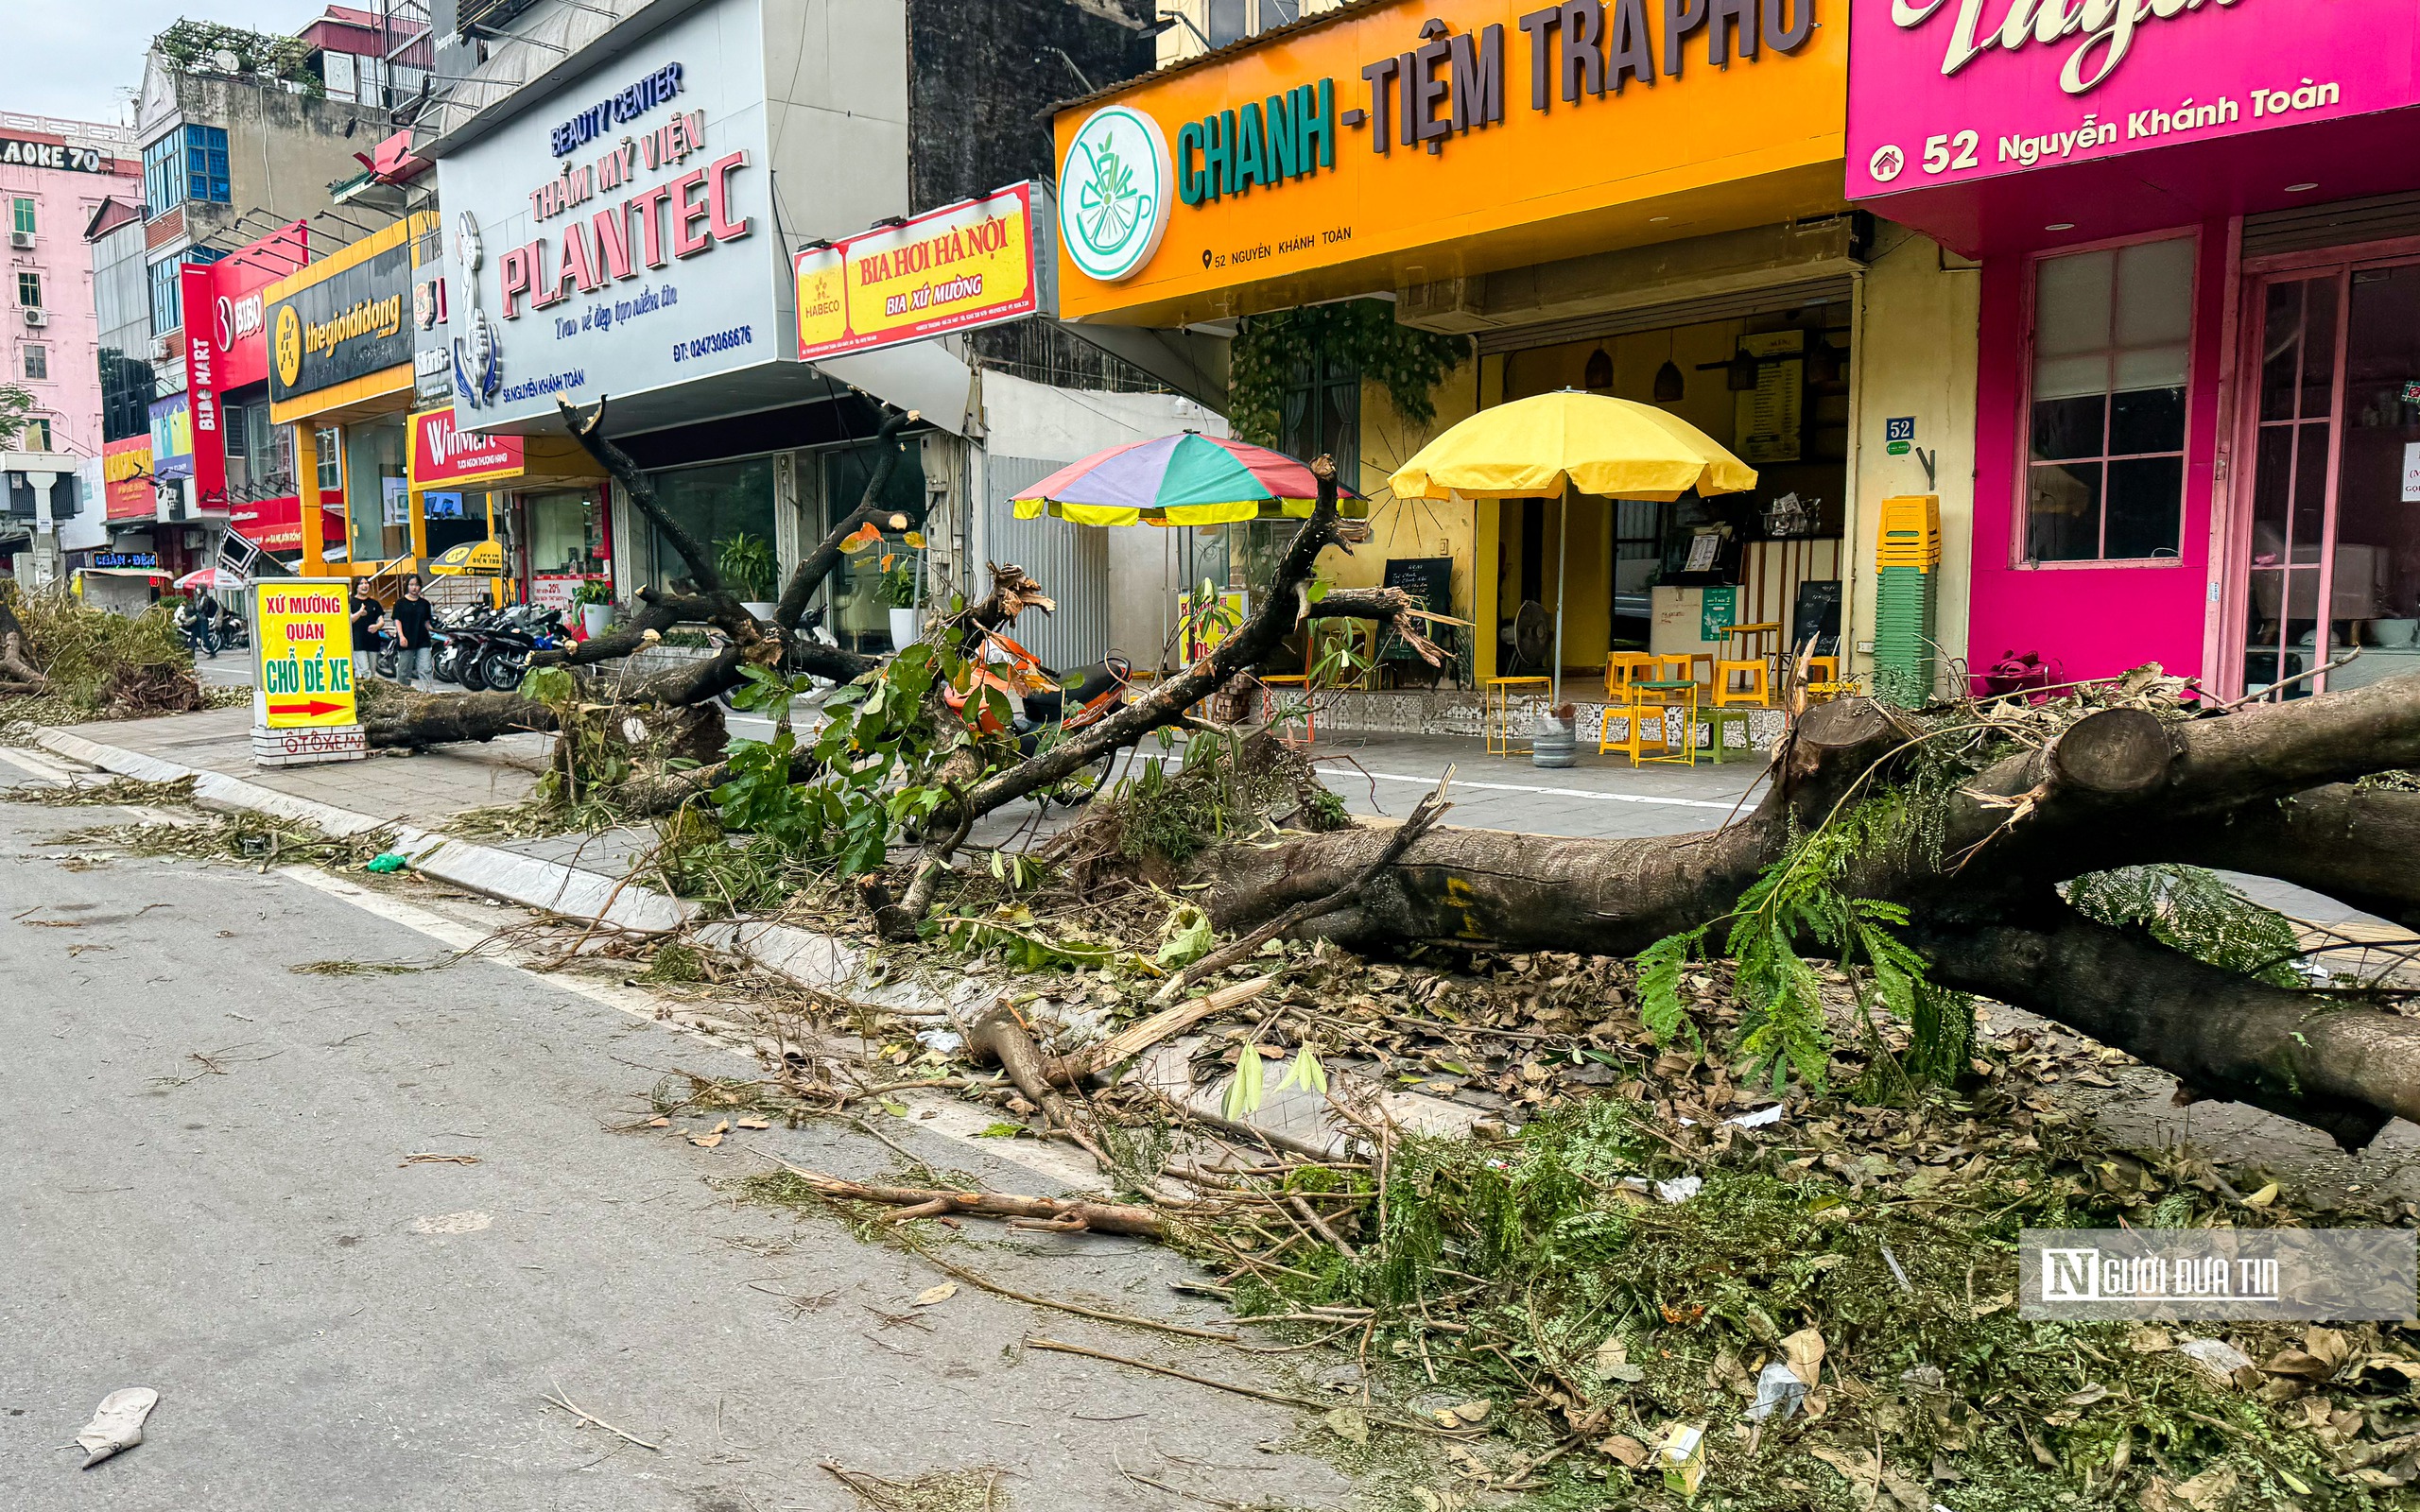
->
980, 455, 1111, 672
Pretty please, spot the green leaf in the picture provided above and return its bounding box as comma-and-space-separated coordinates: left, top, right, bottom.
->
1277, 1042, 1328, 1097
1156, 904, 1215, 969
1223, 1041, 1266, 1121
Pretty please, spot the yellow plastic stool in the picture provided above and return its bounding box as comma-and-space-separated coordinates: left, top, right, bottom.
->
1604, 651, 1655, 702
1714, 659, 1772, 708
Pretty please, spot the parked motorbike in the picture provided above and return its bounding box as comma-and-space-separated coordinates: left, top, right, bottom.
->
215, 608, 250, 652
454, 605, 563, 694
942, 627, 1136, 808
370, 623, 400, 682
431, 605, 499, 686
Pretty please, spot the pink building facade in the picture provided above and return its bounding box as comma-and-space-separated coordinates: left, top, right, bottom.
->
1850, 3, 2420, 701
0, 113, 140, 463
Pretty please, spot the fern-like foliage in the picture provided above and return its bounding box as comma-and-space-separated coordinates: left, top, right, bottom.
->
2066, 865, 2305, 987
1636, 794, 1975, 1094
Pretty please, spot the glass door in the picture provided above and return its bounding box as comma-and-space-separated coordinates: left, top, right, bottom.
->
2329, 264, 2420, 691
2239, 272, 2343, 697
2239, 257, 2420, 697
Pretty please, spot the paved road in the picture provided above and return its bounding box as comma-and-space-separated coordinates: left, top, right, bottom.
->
0, 782, 1363, 1511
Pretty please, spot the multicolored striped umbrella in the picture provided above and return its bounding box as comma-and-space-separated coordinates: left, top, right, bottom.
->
1011, 431, 1364, 527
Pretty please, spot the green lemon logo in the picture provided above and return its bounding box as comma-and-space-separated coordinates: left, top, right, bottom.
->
1060, 106, 1171, 284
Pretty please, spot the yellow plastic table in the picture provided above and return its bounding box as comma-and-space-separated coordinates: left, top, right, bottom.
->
1630, 679, 1701, 766
1483, 676, 1553, 756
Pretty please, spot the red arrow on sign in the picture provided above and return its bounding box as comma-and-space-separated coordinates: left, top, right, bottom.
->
269, 700, 349, 716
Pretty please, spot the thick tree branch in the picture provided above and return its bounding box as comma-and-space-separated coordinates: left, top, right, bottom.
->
2151, 782, 2420, 932
774, 407, 920, 631
559, 397, 722, 593
960, 455, 1349, 816
1916, 906, 2420, 1150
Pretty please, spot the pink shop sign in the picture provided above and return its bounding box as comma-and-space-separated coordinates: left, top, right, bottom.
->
1847, 1, 2420, 200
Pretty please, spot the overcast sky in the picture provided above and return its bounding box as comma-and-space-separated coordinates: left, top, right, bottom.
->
15, 3, 315, 126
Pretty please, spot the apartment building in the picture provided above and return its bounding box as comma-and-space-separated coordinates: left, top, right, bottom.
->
0, 113, 141, 461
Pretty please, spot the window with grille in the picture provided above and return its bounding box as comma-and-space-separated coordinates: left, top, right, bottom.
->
141, 126, 231, 218
2025, 237, 2196, 563
316, 428, 343, 494
22, 344, 46, 381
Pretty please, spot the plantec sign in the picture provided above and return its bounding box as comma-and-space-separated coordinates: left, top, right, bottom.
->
430, 0, 782, 428
794, 183, 1043, 361
1050, 0, 1841, 325
409, 406, 525, 487
251, 581, 358, 729
1847, 0, 2420, 199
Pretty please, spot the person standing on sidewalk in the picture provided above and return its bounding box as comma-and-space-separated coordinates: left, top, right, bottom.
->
390, 576, 435, 689
348, 584, 382, 684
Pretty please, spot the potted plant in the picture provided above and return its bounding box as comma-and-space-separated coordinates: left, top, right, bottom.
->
878, 555, 921, 649
717, 532, 779, 620
573, 578, 615, 640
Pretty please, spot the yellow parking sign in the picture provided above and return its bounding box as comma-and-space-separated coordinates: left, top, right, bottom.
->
252, 580, 358, 729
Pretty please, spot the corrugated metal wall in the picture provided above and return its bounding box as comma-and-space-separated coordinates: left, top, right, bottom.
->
982, 454, 1110, 672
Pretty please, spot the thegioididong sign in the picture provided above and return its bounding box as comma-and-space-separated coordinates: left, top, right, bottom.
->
265, 215, 425, 406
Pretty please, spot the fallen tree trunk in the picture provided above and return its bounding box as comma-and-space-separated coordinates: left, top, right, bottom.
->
1200, 685, 2420, 1147
331, 394, 2420, 1151
0, 593, 49, 696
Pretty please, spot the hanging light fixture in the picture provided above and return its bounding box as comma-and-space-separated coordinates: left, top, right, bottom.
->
1651, 330, 1684, 404
1583, 345, 1614, 390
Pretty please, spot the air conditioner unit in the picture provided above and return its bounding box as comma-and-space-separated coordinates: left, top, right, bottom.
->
148, 332, 169, 359
23, 307, 49, 328
7, 231, 31, 250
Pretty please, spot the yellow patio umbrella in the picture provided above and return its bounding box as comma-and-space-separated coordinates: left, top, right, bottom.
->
1388, 390, 1756, 699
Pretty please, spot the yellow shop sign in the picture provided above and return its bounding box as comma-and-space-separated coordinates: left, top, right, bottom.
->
252, 581, 358, 729
794, 182, 1041, 361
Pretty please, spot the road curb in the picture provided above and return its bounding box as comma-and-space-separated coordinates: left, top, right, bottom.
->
33, 728, 693, 935
33, 725, 1480, 1156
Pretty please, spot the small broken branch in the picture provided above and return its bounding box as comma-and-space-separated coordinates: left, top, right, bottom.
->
753, 1150, 1165, 1239
1080, 974, 1275, 1079
542, 1382, 661, 1451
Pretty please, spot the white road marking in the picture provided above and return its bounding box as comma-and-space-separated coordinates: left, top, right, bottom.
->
277, 865, 1099, 1189
0, 747, 79, 783
1319, 765, 1750, 811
